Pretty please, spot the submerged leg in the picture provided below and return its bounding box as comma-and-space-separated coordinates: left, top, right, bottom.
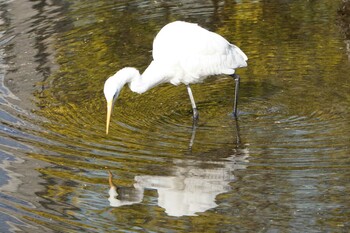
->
188, 123, 197, 151
232, 74, 240, 118
186, 85, 199, 121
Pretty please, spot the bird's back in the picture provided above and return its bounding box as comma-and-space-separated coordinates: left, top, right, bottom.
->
151, 21, 248, 85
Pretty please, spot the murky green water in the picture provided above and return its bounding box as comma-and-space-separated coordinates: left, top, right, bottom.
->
1, 0, 349, 232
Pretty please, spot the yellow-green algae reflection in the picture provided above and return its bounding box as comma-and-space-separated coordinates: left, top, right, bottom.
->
6, 0, 350, 232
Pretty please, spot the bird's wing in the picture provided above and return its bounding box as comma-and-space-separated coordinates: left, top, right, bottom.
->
152, 21, 247, 82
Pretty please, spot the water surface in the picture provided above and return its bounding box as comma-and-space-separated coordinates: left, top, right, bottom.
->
0, 0, 349, 232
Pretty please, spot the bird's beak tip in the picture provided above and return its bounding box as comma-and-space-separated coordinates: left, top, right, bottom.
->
106, 100, 113, 135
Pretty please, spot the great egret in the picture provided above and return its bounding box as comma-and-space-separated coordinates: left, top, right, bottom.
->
104, 21, 248, 134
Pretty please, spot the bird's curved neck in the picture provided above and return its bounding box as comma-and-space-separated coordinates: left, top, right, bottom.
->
129, 61, 168, 94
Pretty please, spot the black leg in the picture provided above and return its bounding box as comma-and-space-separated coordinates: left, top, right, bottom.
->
232, 74, 240, 118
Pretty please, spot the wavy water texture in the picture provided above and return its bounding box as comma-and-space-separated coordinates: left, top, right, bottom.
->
0, 0, 349, 232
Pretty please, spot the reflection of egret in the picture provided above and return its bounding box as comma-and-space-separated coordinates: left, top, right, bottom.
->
104, 21, 248, 134
106, 102, 246, 216
107, 150, 249, 216
108, 171, 143, 207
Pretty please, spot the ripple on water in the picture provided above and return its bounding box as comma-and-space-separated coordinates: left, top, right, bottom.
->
0, 0, 350, 232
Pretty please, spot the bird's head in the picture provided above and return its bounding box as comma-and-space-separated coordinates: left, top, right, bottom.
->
104, 74, 120, 134
103, 67, 140, 134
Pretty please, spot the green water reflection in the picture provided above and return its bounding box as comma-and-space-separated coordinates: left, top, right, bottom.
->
2, 0, 350, 232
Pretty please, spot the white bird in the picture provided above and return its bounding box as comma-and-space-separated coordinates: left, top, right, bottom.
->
104, 21, 248, 134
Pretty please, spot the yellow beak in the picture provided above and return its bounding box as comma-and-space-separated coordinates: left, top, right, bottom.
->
108, 171, 116, 189
106, 100, 113, 134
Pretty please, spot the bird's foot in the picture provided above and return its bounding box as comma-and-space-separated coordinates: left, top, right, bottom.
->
233, 111, 238, 119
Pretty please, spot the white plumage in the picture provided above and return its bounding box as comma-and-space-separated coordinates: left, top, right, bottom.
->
104, 21, 248, 134
152, 21, 247, 84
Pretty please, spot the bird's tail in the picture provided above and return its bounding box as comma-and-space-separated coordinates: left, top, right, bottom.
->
230, 44, 248, 68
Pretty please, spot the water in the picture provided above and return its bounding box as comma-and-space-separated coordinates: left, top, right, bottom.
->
1, 0, 349, 232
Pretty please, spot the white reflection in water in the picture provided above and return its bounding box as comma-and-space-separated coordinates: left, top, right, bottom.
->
108, 150, 248, 217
